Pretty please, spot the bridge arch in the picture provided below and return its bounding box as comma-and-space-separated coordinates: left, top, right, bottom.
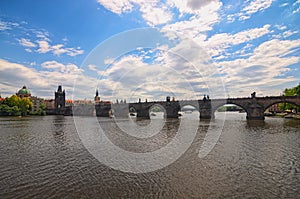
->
179, 100, 199, 111
211, 101, 248, 115
263, 100, 300, 112
129, 105, 137, 117
129, 106, 137, 112
179, 104, 200, 118
149, 104, 167, 119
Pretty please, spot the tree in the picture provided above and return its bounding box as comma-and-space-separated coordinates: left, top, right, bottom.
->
38, 104, 46, 115
0, 95, 32, 116
4, 95, 20, 107
19, 97, 32, 116
279, 84, 300, 112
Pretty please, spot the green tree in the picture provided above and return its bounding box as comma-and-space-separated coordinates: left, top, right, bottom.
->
19, 97, 32, 116
0, 95, 32, 116
279, 84, 300, 112
0, 104, 21, 116
38, 104, 46, 115
4, 95, 21, 107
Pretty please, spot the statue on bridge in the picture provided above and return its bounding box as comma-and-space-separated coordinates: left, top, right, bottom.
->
251, 92, 256, 98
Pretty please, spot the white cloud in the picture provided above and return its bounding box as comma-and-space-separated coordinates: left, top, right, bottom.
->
97, 0, 133, 14
187, 0, 216, 10
35, 30, 51, 42
104, 58, 115, 65
36, 40, 84, 56
139, 2, 173, 26
51, 44, 68, 55
41, 60, 83, 74
18, 38, 36, 47
66, 47, 84, 57
37, 40, 51, 53
241, 0, 273, 19
62, 37, 68, 42
88, 64, 97, 71
283, 30, 298, 38
0, 59, 50, 96
205, 24, 271, 57
97, 0, 222, 26
0, 21, 19, 31
9, 25, 83, 57
226, 0, 274, 22
293, 0, 300, 6
279, 3, 289, 7
0, 59, 93, 99
216, 39, 300, 96
252, 39, 300, 58
95, 37, 225, 100
293, 7, 300, 14
0, 21, 11, 31
41, 60, 66, 72
162, 1, 222, 44
167, 0, 221, 15
274, 24, 287, 30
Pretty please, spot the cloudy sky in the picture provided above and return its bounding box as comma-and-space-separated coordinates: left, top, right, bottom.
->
0, 0, 299, 101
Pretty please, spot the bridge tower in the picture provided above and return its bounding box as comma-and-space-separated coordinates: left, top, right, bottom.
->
55, 85, 65, 115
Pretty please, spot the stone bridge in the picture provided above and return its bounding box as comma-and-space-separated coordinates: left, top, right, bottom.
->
95, 96, 300, 120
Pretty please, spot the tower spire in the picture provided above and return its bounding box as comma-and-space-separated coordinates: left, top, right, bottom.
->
95, 89, 100, 102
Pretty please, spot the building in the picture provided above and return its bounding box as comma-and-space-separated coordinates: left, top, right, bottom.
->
16, 85, 31, 98
16, 85, 45, 113
267, 103, 281, 113
55, 85, 65, 115
45, 99, 55, 109
30, 96, 45, 113
65, 99, 93, 106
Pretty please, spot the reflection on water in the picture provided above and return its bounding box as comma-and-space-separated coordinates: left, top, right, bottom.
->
0, 113, 299, 198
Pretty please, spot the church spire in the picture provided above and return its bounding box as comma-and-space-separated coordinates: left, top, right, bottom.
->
94, 89, 100, 102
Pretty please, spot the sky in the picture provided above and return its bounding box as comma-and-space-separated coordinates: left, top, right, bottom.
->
0, 0, 299, 101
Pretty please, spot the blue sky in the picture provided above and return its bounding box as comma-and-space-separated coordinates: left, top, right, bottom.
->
0, 0, 299, 101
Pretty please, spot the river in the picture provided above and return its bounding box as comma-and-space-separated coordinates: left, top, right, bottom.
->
0, 112, 299, 198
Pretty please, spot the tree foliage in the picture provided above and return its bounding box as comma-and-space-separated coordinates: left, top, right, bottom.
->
279, 84, 300, 112
0, 95, 33, 116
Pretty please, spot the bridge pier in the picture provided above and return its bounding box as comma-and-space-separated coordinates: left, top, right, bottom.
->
246, 104, 265, 120
199, 108, 213, 119
95, 103, 112, 117
165, 102, 180, 118
135, 104, 150, 119
199, 100, 213, 119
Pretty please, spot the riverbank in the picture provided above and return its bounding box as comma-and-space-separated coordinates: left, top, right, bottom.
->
271, 113, 300, 120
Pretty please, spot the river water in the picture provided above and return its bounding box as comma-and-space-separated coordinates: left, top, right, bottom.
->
0, 112, 299, 198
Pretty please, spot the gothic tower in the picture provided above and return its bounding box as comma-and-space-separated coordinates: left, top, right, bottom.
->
94, 89, 100, 103
55, 85, 65, 114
